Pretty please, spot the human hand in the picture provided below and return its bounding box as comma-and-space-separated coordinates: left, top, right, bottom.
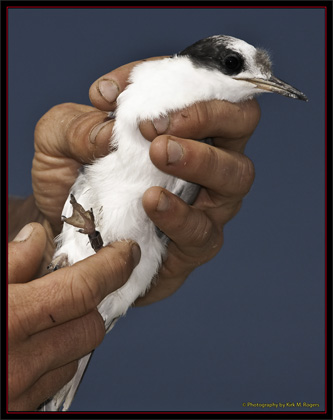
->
88, 59, 260, 305
8, 223, 140, 411
32, 58, 168, 239
136, 102, 259, 304
32, 57, 260, 303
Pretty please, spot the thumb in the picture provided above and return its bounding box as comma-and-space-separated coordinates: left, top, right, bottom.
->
8, 223, 47, 284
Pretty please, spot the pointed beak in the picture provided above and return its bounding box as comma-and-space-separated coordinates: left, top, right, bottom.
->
235, 75, 308, 101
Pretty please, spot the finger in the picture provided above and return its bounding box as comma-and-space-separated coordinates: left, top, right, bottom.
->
32, 310, 104, 373
13, 241, 141, 336
33, 103, 115, 165
8, 223, 47, 284
143, 187, 223, 259
9, 361, 78, 411
28, 361, 78, 411
89, 56, 169, 111
140, 99, 261, 152
140, 186, 224, 307
13, 310, 104, 389
149, 136, 255, 199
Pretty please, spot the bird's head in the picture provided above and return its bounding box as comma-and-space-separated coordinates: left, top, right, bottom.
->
178, 35, 308, 102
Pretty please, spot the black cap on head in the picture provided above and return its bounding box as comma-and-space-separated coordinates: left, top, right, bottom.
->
178, 35, 246, 76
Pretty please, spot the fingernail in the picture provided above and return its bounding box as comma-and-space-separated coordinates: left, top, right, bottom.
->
156, 191, 170, 212
152, 115, 169, 134
98, 79, 119, 104
13, 224, 33, 242
131, 243, 141, 266
89, 120, 113, 144
167, 139, 183, 164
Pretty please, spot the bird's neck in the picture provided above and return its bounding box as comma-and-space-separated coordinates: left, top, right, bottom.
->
114, 56, 231, 124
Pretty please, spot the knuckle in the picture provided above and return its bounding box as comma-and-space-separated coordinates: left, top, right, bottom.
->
183, 209, 215, 248
171, 102, 208, 138
64, 110, 110, 162
237, 155, 256, 195
188, 103, 210, 138
211, 151, 255, 198
35, 103, 74, 134
190, 103, 208, 131
34, 103, 88, 158
80, 276, 104, 311
34, 106, 57, 144
64, 113, 89, 152
243, 99, 261, 134
8, 308, 29, 341
83, 310, 105, 348
202, 145, 221, 177
178, 219, 223, 269
230, 100, 261, 139
204, 228, 224, 261
192, 215, 214, 247
66, 268, 104, 314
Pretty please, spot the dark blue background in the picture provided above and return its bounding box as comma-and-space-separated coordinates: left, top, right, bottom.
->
8, 7, 326, 412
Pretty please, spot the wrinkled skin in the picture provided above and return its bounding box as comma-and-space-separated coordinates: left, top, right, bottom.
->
32, 56, 259, 304
8, 56, 259, 410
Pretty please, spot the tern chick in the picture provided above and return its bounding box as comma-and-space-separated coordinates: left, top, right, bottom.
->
42, 34, 307, 411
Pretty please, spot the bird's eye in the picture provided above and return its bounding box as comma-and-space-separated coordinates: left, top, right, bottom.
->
224, 54, 242, 72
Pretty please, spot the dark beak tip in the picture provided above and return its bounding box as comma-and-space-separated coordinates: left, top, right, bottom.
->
289, 94, 309, 102
297, 93, 308, 102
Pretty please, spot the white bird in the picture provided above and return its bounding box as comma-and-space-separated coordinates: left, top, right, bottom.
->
41, 35, 307, 411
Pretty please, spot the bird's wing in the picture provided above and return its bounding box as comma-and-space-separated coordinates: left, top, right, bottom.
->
154, 179, 200, 245
155, 137, 213, 243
